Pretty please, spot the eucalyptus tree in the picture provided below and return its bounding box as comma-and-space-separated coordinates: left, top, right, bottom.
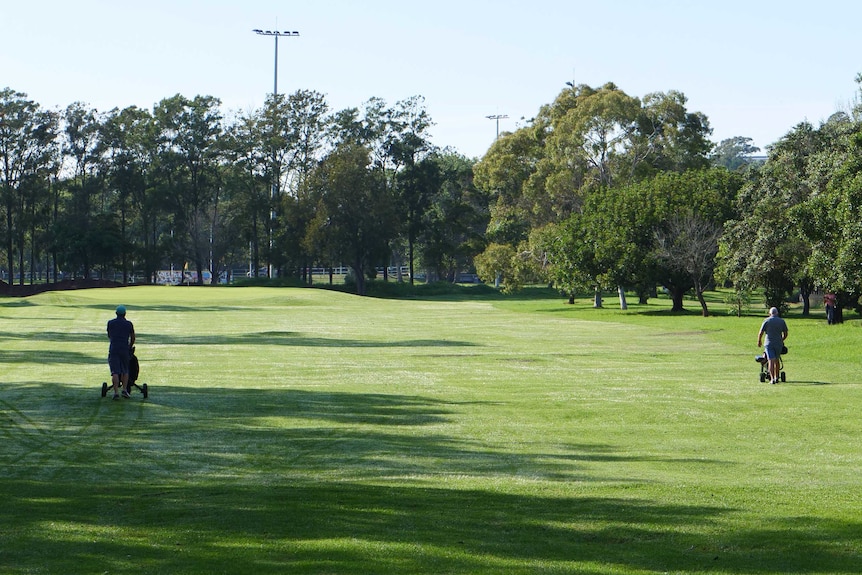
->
101, 105, 161, 283
304, 142, 396, 295
473, 122, 545, 247
53, 102, 112, 279
384, 97, 436, 282
544, 82, 643, 190
717, 122, 824, 312
221, 111, 270, 278
0, 88, 59, 284
256, 90, 331, 276
635, 90, 714, 174
152, 94, 223, 284
418, 151, 489, 282
710, 136, 761, 171
474, 82, 715, 297
790, 113, 862, 320
326, 96, 435, 281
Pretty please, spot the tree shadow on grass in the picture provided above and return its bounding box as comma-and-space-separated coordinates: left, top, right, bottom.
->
3, 385, 721, 484
141, 332, 478, 348
2, 385, 860, 574
2, 478, 860, 574
56, 302, 261, 314
0, 349, 99, 365
0, 330, 478, 349
0, 330, 104, 344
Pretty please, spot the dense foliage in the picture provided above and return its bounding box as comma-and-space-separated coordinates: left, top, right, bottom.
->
3, 75, 861, 311
0, 88, 485, 293
473, 79, 862, 317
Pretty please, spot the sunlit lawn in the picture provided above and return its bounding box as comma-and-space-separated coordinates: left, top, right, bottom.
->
1, 285, 860, 574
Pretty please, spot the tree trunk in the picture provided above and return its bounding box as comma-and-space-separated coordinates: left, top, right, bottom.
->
696, 289, 710, 317
799, 283, 812, 316
617, 286, 628, 310
593, 287, 603, 308
670, 288, 685, 312
352, 259, 366, 296
408, 237, 415, 286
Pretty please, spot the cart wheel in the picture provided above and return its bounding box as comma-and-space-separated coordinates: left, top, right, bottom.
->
759, 372, 766, 382
780, 372, 786, 382
101, 382, 108, 397
142, 383, 148, 399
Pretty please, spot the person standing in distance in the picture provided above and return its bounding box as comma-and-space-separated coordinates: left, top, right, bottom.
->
757, 307, 788, 384
823, 292, 836, 325
107, 305, 135, 400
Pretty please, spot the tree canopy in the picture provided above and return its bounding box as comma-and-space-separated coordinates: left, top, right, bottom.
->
3, 73, 862, 316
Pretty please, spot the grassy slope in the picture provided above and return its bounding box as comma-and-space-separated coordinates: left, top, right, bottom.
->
1, 286, 860, 574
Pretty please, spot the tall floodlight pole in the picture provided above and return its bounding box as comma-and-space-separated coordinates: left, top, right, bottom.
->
253, 28, 300, 94
486, 114, 508, 140
253, 28, 299, 278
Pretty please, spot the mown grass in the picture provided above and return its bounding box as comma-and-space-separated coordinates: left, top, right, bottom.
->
1, 285, 860, 574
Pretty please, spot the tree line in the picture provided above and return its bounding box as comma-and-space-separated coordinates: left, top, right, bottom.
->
472, 78, 862, 318
3, 77, 861, 316
1, 88, 487, 295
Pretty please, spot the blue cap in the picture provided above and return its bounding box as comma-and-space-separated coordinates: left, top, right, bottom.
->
116, 305, 127, 315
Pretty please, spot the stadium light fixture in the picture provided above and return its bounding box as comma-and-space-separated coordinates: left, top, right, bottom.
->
486, 114, 509, 140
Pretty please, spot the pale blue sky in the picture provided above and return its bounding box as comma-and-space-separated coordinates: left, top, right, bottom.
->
2, 0, 860, 159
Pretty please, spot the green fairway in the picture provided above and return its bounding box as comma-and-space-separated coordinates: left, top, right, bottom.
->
2, 286, 860, 574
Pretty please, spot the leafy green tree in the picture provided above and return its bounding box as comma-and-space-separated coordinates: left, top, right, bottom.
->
548, 168, 739, 312
0, 88, 59, 284
474, 242, 518, 290
418, 152, 488, 282
259, 90, 330, 277
390, 96, 436, 283
710, 136, 761, 171
305, 143, 396, 295
58, 102, 110, 279
536, 220, 598, 304
222, 111, 270, 278
395, 156, 439, 282
790, 113, 862, 320
152, 94, 223, 284
101, 105, 160, 283
326, 96, 436, 281
717, 122, 823, 312
473, 83, 714, 293
648, 169, 740, 313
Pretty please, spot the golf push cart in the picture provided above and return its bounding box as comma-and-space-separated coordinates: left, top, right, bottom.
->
755, 345, 787, 383
102, 346, 148, 399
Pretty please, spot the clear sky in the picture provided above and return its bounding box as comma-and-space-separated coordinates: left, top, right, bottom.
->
2, 0, 860, 159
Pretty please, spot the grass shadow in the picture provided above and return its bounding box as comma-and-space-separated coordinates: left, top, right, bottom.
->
3, 477, 860, 574
3, 385, 860, 573
0, 349, 100, 365
0, 329, 478, 349
142, 331, 478, 348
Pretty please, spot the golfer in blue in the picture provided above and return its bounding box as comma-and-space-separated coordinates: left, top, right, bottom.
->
107, 305, 136, 399
757, 307, 788, 384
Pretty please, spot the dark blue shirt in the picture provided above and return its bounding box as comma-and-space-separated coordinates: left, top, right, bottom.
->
107, 316, 135, 356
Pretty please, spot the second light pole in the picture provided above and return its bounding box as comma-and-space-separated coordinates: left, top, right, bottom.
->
486, 114, 508, 140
